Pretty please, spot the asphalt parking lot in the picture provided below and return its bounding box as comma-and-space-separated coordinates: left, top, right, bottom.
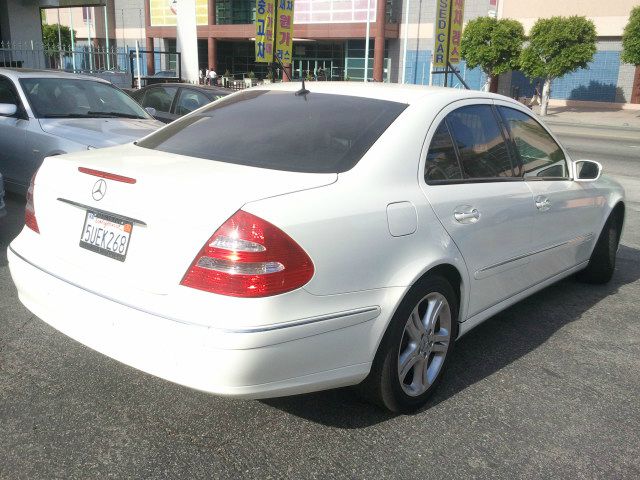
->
1, 130, 639, 479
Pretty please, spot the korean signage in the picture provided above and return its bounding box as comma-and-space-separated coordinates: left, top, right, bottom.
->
255, 0, 276, 63
433, 0, 465, 67
448, 0, 465, 65
275, 0, 295, 66
433, 0, 451, 68
255, 0, 295, 65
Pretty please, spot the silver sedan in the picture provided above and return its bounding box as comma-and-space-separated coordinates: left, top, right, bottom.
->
0, 68, 163, 193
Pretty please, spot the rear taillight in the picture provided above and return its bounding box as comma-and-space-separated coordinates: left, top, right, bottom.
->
25, 170, 39, 233
180, 210, 314, 297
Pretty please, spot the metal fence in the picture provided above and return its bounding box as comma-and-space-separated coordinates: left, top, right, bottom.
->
0, 41, 130, 74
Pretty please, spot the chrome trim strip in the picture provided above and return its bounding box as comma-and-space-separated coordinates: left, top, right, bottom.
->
224, 306, 381, 333
8, 246, 379, 334
466, 260, 590, 322
56, 198, 147, 226
477, 233, 594, 275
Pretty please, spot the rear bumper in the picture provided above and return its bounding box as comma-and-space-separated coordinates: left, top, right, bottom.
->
8, 246, 383, 399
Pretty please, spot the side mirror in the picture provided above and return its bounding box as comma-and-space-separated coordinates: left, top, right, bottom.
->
574, 160, 602, 182
145, 107, 157, 117
0, 103, 17, 117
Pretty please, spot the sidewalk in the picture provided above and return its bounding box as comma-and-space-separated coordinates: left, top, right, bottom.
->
531, 105, 640, 132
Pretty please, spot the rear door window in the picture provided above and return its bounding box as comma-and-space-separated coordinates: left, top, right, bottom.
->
175, 88, 210, 115
137, 90, 407, 173
142, 86, 177, 113
425, 122, 463, 182
497, 106, 568, 178
446, 105, 514, 179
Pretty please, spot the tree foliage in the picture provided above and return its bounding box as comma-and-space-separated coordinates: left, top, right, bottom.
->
460, 17, 525, 77
622, 6, 640, 65
520, 16, 596, 80
42, 24, 71, 48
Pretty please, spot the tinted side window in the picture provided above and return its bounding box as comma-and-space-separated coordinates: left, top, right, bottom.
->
498, 106, 568, 178
175, 89, 210, 115
425, 122, 463, 182
142, 86, 177, 113
447, 105, 514, 178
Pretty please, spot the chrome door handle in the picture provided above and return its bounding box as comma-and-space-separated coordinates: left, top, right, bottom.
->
535, 195, 551, 212
454, 206, 480, 224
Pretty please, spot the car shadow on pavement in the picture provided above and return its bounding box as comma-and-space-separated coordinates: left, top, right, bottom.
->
264, 244, 640, 429
0, 193, 26, 267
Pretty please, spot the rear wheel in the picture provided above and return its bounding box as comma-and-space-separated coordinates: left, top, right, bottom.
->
577, 212, 621, 284
361, 276, 458, 413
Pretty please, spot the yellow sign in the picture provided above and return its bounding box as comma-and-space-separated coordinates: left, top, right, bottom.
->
275, 0, 295, 66
255, 0, 276, 63
149, 0, 208, 27
433, 0, 451, 68
448, 0, 465, 65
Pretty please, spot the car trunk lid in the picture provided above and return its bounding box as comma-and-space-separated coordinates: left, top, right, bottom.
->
33, 144, 337, 294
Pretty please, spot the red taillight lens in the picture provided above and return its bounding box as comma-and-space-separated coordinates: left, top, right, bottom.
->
25, 170, 39, 233
180, 210, 314, 297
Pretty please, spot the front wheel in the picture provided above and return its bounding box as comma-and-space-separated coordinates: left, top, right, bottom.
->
577, 212, 621, 284
360, 276, 458, 413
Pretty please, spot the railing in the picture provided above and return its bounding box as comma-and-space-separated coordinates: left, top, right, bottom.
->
0, 41, 130, 74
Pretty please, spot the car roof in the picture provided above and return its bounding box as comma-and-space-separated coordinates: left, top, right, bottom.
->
253, 81, 509, 106
0, 68, 109, 83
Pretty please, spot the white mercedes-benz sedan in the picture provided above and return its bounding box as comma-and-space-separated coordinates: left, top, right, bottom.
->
8, 83, 625, 412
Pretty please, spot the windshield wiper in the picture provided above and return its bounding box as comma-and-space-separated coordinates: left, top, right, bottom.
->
87, 111, 145, 119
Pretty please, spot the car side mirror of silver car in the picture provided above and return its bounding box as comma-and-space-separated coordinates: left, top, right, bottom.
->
145, 107, 157, 117
574, 160, 602, 182
0, 103, 17, 117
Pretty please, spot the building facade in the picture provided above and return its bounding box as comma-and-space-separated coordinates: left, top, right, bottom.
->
142, 0, 399, 81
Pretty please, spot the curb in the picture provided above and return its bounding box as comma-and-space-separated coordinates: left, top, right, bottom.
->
541, 119, 640, 134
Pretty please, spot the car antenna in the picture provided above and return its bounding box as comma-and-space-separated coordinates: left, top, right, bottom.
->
295, 76, 310, 96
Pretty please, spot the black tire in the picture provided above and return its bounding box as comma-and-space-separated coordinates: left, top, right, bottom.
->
577, 212, 621, 284
359, 275, 459, 413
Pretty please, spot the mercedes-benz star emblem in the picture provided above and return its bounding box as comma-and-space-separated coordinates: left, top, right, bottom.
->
92, 179, 107, 201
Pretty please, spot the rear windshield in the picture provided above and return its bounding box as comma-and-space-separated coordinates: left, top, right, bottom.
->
137, 90, 407, 173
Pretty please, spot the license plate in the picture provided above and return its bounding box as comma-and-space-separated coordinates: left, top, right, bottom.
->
79, 210, 133, 262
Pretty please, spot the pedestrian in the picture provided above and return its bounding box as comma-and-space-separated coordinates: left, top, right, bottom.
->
205, 68, 210, 85
528, 81, 542, 108
208, 67, 217, 86
199, 69, 204, 85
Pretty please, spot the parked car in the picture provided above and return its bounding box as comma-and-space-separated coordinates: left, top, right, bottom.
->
8, 84, 625, 412
0, 171, 6, 220
0, 68, 163, 193
128, 83, 229, 123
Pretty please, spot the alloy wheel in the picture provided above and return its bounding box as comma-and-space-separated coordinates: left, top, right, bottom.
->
397, 292, 452, 397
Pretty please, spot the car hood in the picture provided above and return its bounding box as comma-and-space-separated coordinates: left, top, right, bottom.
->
38, 117, 163, 148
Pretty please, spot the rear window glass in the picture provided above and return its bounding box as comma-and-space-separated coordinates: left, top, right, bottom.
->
137, 90, 407, 173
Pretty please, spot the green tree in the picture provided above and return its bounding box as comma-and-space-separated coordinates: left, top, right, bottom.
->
42, 23, 71, 49
622, 6, 640, 65
520, 16, 596, 116
460, 17, 525, 92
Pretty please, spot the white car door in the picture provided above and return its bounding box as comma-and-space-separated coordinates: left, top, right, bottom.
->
494, 101, 602, 283
420, 100, 537, 318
